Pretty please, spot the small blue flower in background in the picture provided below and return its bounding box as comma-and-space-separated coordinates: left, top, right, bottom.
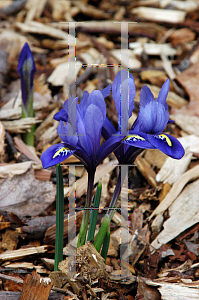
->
40, 84, 122, 173
123, 79, 185, 159
17, 42, 37, 117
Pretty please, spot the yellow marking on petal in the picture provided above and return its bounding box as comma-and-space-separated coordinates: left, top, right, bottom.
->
53, 147, 69, 159
159, 134, 172, 146
123, 134, 145, 141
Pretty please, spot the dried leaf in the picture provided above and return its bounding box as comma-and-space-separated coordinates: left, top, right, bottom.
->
0, 162, 32, 178
151, 179, 199, 249
156, 149, 192, 185
170, 114, 199, 136
47, 61, 82, 86
176, 62, 199, 116
129, 42, 176, 56
2, 118, 41, 133
0, 169, 56, 216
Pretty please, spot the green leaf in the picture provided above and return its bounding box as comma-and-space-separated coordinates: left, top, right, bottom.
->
101, 227, 110, 260
54, 164, 64, 271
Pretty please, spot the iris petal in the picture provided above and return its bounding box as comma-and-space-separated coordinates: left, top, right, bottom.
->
54, 109, 68, 122
17, 43, 37, 110
139, 85, 154, 107
85, 103, 104, 155
77, 113, 93, 155
147, 133, 185, 159
79, 91, 89, 119
156, 78, 170, 110
102, 117, 117, 140
57, 121, 78, 146
96, 135, 123, 165
101, 83, 111, 98
41, 143, 76, 169
136, 96, 169, 134
122, 132, 155, 149
112, 70, 135, 131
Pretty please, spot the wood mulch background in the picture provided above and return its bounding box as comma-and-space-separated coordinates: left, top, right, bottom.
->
0, 0, 199, 299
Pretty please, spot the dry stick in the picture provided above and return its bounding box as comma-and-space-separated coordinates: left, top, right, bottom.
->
176, 37, 199, 73
0, 49, 8, 100
0, 273, 80, 299
77, 26, 156, 40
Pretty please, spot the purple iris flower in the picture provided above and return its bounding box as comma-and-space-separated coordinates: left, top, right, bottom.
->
123, 79, 185, 159
17, 43, 37, 116
102, 70, 153, 164
40, 84, 122, 173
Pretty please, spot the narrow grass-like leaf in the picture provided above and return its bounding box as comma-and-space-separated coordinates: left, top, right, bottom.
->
94, 214, 110, 253
87, 180, 102, 242
101, 227, 110, 260
54, 164, 64, 271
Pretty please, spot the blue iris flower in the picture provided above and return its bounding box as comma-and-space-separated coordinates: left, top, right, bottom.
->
102, 70, 153, 164
40, 84, 122, 173
103, 71, 184, 163
123, 79, 185, 159
17, 42, 37, 116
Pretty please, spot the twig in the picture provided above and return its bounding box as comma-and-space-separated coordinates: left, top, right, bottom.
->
0, 0, 27, 16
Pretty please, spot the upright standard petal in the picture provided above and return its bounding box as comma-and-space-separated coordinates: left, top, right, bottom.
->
135, 82, 170, 135
156, 78, 170, 110
102, 117, 117, 140
84, 104, 104, 156
57, 121, 78, 146
101, 83, 111, 98
17, 43, 37, 112
112, 70, 136, 125
139, 85, 154, 107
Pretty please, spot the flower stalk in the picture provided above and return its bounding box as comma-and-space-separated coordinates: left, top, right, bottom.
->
87, 180, 102, 242
54, 164, 64, 271
94, 167, 127, 253
77, 172, 95, 248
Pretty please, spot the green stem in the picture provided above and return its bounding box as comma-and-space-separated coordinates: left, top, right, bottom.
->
87, 180, 102, 242
77, 172, 95, 248
22, 124, 35, 146
54, 164, 64, 271
94, 168, 127, 253
22, 93, 35, 146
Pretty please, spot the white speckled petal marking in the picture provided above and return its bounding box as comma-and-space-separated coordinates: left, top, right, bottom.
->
156, 134, 172, 146
53, 147, 71, 159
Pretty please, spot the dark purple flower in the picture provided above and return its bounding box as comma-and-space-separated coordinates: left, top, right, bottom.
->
40, 84, 122, 172
102, 70, 151, 164
17, 43, 37, 115
123, 80, 185, 159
